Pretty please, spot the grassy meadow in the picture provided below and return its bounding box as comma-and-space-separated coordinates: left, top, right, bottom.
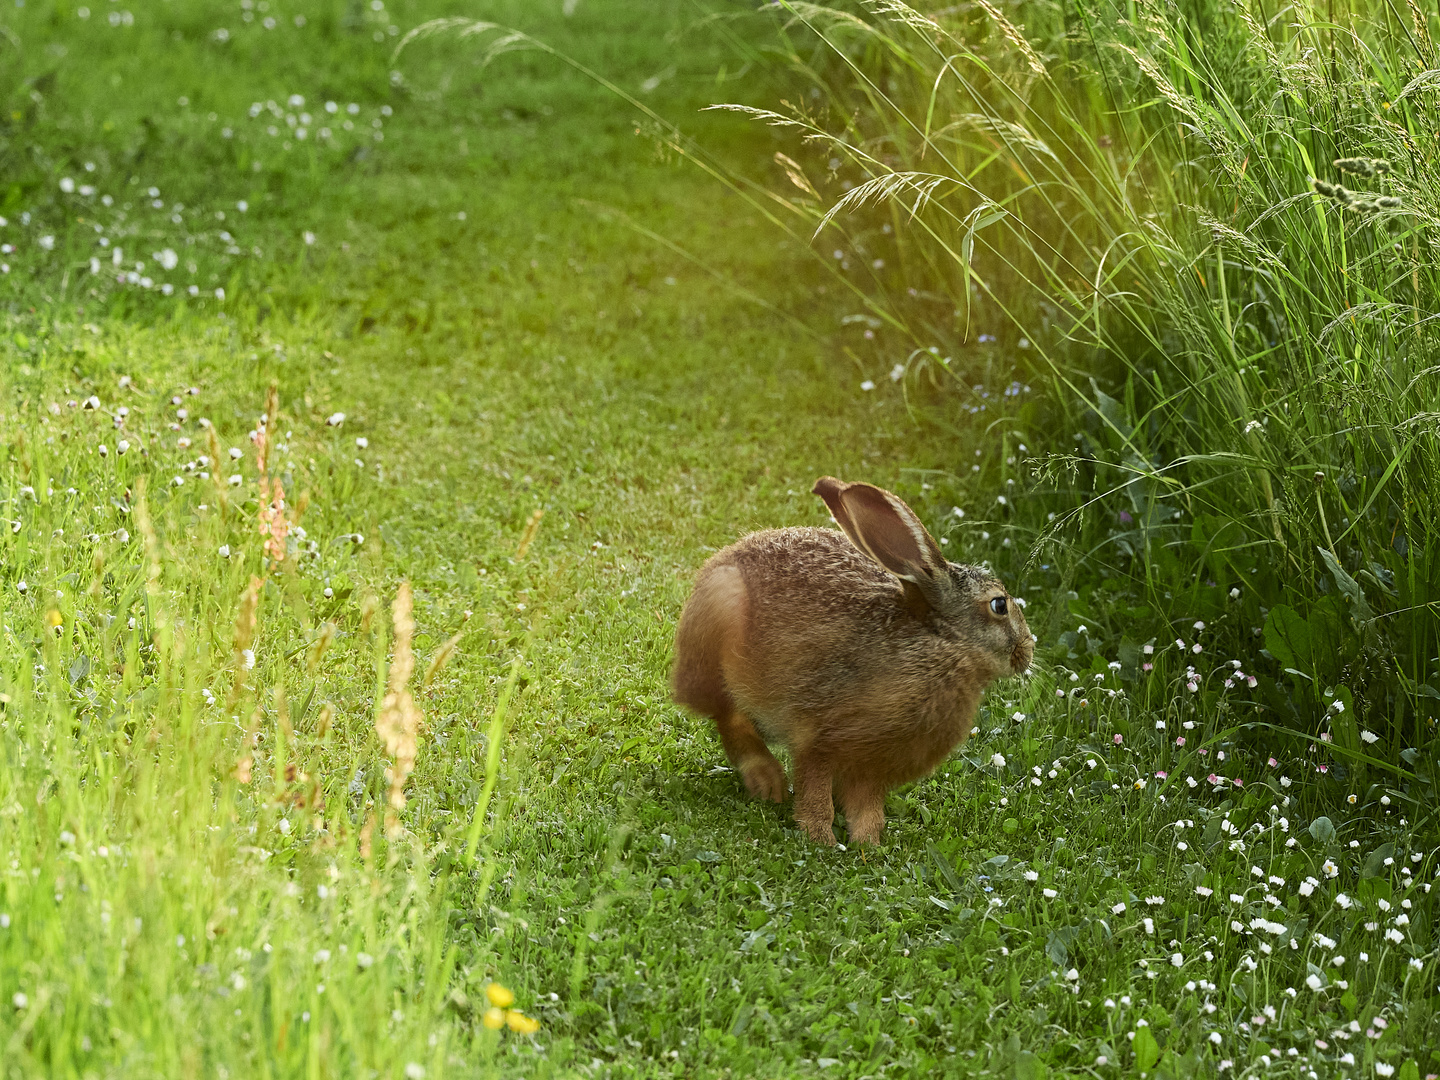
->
0, 0, 1437, 1077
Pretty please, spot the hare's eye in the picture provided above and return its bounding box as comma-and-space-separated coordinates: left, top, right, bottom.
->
990, 597, 1008, 616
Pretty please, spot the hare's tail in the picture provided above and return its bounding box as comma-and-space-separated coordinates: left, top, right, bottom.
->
672, 562, 748, 720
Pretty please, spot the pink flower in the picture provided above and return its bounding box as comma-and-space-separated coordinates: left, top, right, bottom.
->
1113, 733, 1124, 745
1155, 771, 1168, 779
1207, 773, 1221, 784
257, 477, 289, 562
1198, 748, 1208, 757
1246, 676, 1257, 688
1175, 737, 1186, 747
1142, 663, 1154, 672
1320, 732, 1332, 742
1267, 757, 1278, 767
1318, 764, 1329, 773
1232, 778, 1243, 787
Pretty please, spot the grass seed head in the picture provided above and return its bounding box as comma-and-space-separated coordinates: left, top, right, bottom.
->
88, 548, 105, 600
234, 708, 263, 784
308, 622, 337, 673
359, 811, 375, 860
1333, 156, 1376, 177
422, 629, 463, 687
275, 685, 293, 744
206, 426, 228, 504
230, 576, 263, 703
359, 592, 379, 634
376, 583, 422, 812
514, 508, 544, 561
133, 476, 162, 596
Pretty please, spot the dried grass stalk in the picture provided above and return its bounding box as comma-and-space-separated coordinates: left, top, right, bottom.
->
515, 508, 544, 561
376, 582, 422, 821
423, 628, 464, 687
229, 576, 263, 704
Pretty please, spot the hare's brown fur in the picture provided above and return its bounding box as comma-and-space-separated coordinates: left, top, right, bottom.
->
673, 479, 1033, 846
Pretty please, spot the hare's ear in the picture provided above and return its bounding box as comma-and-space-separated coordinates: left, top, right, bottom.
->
812, 476, 861, 545
813, 477, 949, 606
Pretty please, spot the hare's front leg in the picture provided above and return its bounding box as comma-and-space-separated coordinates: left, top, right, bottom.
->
792, 750, 837, 846
838, 775, 886, 845
714, 708, 788, 803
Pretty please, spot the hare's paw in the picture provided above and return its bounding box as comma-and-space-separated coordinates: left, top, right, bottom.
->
846, 818, 884, 846
796, 814, 838, 846
739, 754, 788, 803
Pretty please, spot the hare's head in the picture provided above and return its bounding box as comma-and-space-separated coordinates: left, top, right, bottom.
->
813, 477, 1034, 678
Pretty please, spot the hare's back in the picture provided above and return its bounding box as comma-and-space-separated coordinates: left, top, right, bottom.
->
719, 525, 923, 684
723, 527, 896, 612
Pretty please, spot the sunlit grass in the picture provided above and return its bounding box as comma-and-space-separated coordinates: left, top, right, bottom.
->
733, 0, 1440, 774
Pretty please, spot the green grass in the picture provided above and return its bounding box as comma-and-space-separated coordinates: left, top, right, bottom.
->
0, 1, 1437, 1077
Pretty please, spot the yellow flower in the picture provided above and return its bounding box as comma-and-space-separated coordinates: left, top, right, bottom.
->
485, 982, 515, 1009
481, 1007, 505, 1030
45, 610, 63, 628
505, 1010, 540, 1034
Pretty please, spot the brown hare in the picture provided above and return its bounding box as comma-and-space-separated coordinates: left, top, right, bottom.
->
672, 476, 1034, 846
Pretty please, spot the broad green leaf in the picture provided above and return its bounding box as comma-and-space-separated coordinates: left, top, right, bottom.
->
1361, 844, 1395, 879
1014, 1050, 1047, 1080
1264, 604, 1310, 670
1317, 546, 1374, 622
1133, 1025, 1161, 1071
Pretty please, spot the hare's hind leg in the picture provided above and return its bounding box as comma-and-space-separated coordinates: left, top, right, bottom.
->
673, 563, 786, 804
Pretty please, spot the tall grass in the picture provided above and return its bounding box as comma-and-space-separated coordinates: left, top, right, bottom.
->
0, 349, 536, 1074
736, 0, 1440, 777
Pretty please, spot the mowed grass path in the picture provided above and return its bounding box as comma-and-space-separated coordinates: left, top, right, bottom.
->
2, 2, 1436, 1077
